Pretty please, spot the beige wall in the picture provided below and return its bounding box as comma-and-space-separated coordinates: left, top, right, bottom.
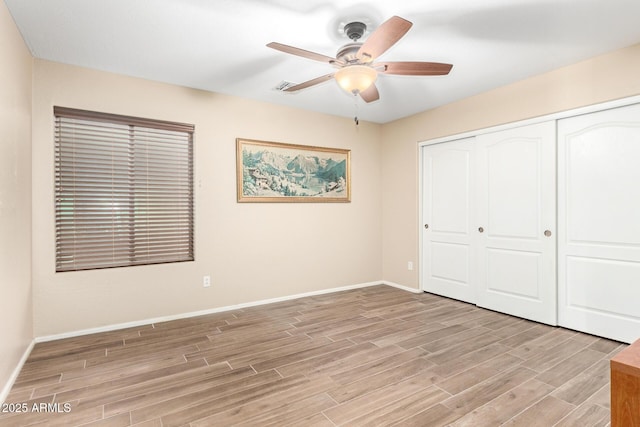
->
31, 60, 383, 336
381, 43, 640, 289
0, 1, 33, 398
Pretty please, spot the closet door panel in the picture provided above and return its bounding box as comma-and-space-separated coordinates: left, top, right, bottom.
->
485, 140, 540, 239
476, 121, 557, 325
422, 138, 476, 303
486, 248, 541, 299
566, 256, 640, 321
430, 242, 470, 285
558, 103, 640, 343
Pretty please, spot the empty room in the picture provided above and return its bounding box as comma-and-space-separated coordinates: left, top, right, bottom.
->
2, 0, 640, 426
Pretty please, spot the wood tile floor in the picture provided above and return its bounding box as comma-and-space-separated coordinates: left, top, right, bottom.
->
1, 285, 626, 426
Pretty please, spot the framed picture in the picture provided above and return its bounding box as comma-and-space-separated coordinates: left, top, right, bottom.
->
236, 138, 351, 203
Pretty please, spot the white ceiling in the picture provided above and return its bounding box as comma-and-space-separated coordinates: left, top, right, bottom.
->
5, 0, 640, 123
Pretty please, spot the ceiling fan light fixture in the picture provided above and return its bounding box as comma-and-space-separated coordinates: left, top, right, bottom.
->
335, 65, 377, 95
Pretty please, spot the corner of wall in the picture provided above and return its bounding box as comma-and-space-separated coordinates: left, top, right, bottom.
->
0, 0, 34, 404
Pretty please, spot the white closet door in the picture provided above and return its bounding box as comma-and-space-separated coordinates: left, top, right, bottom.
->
422, 138, 476, 303
558, 103, 640, 343
476, 122, 557, 325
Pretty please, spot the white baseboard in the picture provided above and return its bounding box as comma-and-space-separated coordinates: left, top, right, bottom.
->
36, 280, 400, 343
382, 280, 422, 294
0, 340, 35, 406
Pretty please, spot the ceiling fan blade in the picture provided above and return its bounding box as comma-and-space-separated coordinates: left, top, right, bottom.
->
359, 83, 380, 103
357, 16, 412, 62
377, 61, 453, 76
267, 42, 339, 65
284, 73, 335, 92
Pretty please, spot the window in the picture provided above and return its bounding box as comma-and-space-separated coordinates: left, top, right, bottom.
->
54, 107, 194, 272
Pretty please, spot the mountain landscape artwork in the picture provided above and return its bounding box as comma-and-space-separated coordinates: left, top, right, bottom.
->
236, 138, 351, 202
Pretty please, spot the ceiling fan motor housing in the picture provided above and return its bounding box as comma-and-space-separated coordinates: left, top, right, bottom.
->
344, 21, 366, 41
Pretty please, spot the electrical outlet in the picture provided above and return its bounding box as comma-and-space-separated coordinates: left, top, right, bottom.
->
407, 261, 414, 271
203, 275, 211, 287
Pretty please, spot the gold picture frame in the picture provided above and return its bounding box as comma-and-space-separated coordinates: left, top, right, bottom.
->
236, 138, 351, 203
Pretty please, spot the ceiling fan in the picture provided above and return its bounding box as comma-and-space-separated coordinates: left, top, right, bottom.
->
267, 16, 453, 103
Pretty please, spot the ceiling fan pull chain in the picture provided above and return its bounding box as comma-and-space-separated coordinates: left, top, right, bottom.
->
354, 93, 359, 126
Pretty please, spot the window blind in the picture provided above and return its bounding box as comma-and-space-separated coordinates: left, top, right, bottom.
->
54, 107, 194, 272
